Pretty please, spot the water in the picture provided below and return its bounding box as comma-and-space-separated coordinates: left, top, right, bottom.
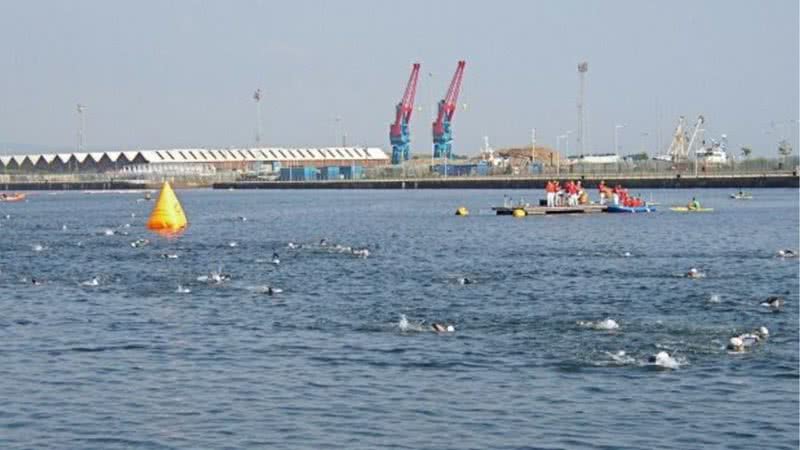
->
1, 188, 798, 449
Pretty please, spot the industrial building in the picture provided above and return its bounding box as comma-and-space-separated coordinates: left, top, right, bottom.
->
0, 147, 389, 175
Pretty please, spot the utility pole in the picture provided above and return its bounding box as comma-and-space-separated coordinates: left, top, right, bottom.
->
253, 89, 262, 145
565, 130, 573, 156
577, 62, 588, 155
556, 134, 566, 176
76, 104, 86, 152
614, 124, 625, 155
531, 128, 537, 165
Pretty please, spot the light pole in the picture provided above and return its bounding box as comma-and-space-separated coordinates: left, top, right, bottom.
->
565, 130, 573, 157
640, 131, 649, 153
614, 124, 625, 155
556, 134, 566, 176
253, 89, 262, 145
76, 104, 86, 152
428, 71, 435, 164
334, 116, 343, 146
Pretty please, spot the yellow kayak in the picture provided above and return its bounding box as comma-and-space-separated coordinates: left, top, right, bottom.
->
670, 206, 714, 212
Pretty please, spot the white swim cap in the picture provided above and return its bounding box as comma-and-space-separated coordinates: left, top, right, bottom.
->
446, 325, 455, 332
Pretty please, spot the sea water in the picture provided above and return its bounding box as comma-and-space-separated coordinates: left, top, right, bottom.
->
0, 188, 797, 449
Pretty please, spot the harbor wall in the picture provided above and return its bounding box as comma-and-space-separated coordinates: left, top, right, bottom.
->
1, 174, 797, 190
215, 174, 799, 190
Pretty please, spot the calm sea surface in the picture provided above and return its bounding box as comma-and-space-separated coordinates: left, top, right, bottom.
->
0, 188, 798, 449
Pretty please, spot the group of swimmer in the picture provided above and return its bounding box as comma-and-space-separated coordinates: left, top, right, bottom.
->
287, 238, 371, 258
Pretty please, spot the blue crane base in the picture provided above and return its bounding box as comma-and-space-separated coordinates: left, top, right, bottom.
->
390, 123, 411, 165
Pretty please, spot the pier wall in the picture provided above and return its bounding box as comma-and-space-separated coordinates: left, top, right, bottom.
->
215, 174, 799, 190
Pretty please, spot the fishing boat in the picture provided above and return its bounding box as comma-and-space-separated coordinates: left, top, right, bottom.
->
606, 205, 656, 213
670, 206, 714, 212
730, 191, 753, 200
0, 193, 26, 202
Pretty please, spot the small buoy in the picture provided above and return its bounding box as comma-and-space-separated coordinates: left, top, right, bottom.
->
455, 206, 469, 216
512, 208, 527, 218
147, 182, 187, 235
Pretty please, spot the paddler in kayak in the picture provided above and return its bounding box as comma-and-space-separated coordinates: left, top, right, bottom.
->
687, 197, 701, 210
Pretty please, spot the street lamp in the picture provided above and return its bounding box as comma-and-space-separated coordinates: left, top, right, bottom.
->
253, 89, 262, 145
614, 124, 625, 155
640, 131, 649, 153
76, 104, 87, 152
556, 134, 567, 176
564, 130, 573, 156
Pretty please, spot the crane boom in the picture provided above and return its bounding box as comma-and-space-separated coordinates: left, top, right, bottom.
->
432, 60, 466, 159
389, 63, 421, 164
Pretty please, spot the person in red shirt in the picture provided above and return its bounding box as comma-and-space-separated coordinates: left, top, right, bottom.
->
567, 180, 578, 206
545, 180, 556, 207
598, 180, 607, 205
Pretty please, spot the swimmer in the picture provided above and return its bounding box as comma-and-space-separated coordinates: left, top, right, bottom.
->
431, 323, 455, 333
271, 252, 280, 265
176, 285, 191, 294
130, 238, 150, 248
457, 277, 474, 285
198, 268, 231, 284
32, 244, 45, 252
319, 238, 328, 247
81, 277, 99, 287
777, 249, 797, 258
760, 296, 784, 310
287, 242, 300, 249
727, 337, 746, 353
102, 228, 115, 236
648, 351, 680, 369
685, 267, 705, 279
161, 253, 179, 259
31, 278, 43, 286
623, 251, 632, 257
228, 241, 238, 248
728, 327, 769, 352
352, 248, 370, 258
578, 318, 619, 330
238, 216, 247, 222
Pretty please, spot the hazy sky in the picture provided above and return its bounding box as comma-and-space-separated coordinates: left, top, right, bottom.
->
1, 0, 797, 157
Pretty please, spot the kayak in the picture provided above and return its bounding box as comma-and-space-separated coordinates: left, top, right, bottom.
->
606, 205, 656, 213
0, 193, 26, 202
670, 206, 714, 212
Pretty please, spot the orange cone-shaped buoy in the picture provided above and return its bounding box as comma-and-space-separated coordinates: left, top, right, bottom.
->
147, 182, 187, 234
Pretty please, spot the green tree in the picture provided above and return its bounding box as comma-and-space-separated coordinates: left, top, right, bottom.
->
778, 140, 793, 157
740, 146, 752, 159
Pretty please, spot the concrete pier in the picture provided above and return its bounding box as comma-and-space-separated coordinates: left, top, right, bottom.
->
214, 173, 798, 190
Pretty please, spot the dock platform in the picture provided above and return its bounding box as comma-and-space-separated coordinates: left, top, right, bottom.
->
492, 204, 608, 215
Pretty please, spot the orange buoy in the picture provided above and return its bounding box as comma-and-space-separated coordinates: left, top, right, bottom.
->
147, 182, 187, 234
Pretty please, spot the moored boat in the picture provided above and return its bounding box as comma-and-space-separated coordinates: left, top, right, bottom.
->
606, 204, 656, 213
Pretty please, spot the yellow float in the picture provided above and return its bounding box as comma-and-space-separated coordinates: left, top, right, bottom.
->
147, 181, 187, 235
455, 206, 469, 216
